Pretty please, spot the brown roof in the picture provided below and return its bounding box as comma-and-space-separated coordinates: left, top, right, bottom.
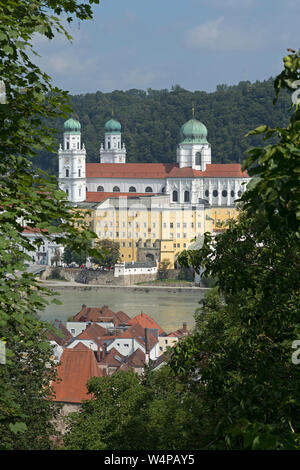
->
128, 312, 165, 335
73, 305, 116, 323
99, 347, 124, 367
73, 305, 131, 327
85, 162, 249, 180
45, 321, 73, 346
168, 323, 190, 338
85, 192, 157, 203
116, 324, 158, 351
76, 323, 108, 345
52, 348, 102, 403
125, 348, 146, 368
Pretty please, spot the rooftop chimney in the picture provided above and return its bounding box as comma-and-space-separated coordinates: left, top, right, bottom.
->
145, 328, 150, 365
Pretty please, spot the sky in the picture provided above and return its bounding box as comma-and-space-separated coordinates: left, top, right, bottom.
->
33, 0, 300, 95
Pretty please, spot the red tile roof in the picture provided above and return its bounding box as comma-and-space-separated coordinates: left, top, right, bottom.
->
76, 323, 108, 345
73, 305, 116, 322
52, 348, 102, 403
73, 305, 131, 326
85, 162, 248, 180
125, 348, 146, 368
99, 347, 124, 367
127, 312, 165, 335
85, 192, 156, 203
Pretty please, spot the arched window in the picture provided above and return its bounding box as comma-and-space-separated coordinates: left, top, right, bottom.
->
172, 190, 178, 202
195, 152, 201, 166
213, 190, 218, 198
231, 190, 234, 197
129, 186, 136, 193
65, 169, 69, 177
222, 190, 227, 197
107, 141, 111, 149
78, 169, 81, 177
97, 186, 104, 192
145, 186, 153, 193
161, 187, 165, 193
184, 190, 190, 202
113, 186, 120, 192
65, 188, 69, 195
205, 189, 209, 198
66, 141, 70, 150
237, 190, 242, 197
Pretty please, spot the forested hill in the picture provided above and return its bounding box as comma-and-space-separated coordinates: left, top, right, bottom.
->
35, 79, 292, 176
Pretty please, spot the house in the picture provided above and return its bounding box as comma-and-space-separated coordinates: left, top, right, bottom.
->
51, 343, 103, 433
66, 304, 131, 337
158, 322, 190, 354
106, 323, 160, 361
127, 311, 165, 336
97, 347, 125, 376
66, 323, 108, 357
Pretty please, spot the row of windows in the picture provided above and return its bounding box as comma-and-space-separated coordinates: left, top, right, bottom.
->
204, 189, 242, 198
97, 186, 154, 193
98, 232, 194, 239
98, 221, 200, 229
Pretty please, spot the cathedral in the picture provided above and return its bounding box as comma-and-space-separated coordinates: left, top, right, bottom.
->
58, 115, 249, 206
58, 115, 250, 266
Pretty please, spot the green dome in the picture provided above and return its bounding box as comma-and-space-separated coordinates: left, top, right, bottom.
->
64, 118, 81, 133
180, 118, 208, 144
104, 118, 121, 134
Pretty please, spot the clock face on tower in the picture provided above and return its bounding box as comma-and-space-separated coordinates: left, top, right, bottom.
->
64, 157, 70, 165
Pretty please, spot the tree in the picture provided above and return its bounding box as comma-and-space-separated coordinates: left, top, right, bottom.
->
62, 238, 92, 266
64, 367, 204, 450
0, 0, 99, 449
92, 239, 120, 268
172, 51, 300, 450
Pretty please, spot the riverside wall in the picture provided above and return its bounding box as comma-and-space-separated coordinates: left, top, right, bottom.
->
41, 267, 159, 286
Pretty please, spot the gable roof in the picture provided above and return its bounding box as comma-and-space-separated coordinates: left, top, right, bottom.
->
76, 323, 108, 345
45, 321, 73, 346
127, 312, 165, 335
85, 162, 249, 180
99, 347, 125, 367
52, 348, 102, 403
125, 348, 146, 368
72, 305, 130, 326
73, 305, 115, 322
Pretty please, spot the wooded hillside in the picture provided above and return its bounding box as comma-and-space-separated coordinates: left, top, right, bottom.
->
34, 78, 291, 175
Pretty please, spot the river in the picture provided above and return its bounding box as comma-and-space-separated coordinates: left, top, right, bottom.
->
39, 283, 207, 333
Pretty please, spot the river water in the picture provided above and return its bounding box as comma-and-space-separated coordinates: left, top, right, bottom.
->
39, 285, 207, 334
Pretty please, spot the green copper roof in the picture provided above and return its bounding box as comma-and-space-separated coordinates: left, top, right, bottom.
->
180, 118, 208, 144
64, 118, 81, 134
104, 118, 121, 134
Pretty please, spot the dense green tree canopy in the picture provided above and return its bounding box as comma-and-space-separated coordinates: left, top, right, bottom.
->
0, 0, 100, 449
34, 78, 292, 176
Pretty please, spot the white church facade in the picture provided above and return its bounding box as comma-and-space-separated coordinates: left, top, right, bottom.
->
58, 115, 250, 207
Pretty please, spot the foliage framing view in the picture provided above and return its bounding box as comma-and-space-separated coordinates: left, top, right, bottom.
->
0, 0, 100, 450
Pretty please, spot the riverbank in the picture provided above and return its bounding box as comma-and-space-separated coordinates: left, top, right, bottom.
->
39, 279, 209, 292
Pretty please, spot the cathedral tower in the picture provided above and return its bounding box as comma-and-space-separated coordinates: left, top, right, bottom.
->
100, 118, 126, 163
176, 115, 211, 171
58, 118, 86, 203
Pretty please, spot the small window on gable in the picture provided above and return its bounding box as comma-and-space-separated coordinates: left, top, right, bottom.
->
97, 186, 104, 192
129, 186, 136, 193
